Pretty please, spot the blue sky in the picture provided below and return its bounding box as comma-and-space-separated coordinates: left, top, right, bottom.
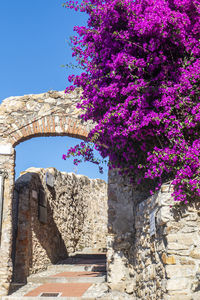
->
0, 0, 108, 181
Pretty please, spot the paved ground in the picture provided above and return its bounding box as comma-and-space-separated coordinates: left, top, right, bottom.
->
25, 282, 92, 297
3, 254, 108, 299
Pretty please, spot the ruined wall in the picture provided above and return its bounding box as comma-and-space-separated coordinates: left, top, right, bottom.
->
0, 89, 93, 296
0, 153, 15, 295
13, 167, 107, 283
107, 170, 200, 300
1, 89, 200, 298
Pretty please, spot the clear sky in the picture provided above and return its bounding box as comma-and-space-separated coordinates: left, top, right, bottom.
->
0, 0, 108, 181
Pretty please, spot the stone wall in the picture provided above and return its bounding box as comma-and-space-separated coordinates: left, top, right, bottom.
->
0, 153, 15, 296
107, 170, 200, 300
0, 89, 93, 146
12, 167, 107, 283
0, 89, 200, 298
0, 89, 94, 296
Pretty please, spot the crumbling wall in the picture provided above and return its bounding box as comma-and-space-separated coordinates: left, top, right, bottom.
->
107, 169, 200, 300
0, 88, 94, 297
13, 167, 108, 283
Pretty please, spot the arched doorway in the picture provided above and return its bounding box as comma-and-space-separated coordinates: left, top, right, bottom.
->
0, 89, 107, 296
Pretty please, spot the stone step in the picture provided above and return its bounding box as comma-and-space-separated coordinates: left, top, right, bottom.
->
2, 297, 97, 300
69, 248, 107, 255
70, 253, 106, 259
58, 253, 106, 263
47, 264, 106, 273
27, 274, 106, 284
7, 254, 108, 299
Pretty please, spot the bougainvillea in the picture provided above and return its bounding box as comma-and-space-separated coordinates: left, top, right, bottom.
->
63, 0, 200, 204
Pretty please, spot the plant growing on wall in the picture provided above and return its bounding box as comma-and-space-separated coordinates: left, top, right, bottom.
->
63, 0, 200, 204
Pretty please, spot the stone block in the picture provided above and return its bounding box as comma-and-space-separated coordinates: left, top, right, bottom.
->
161, 184, 174, 193
38, 189, 47, 207
149, 210, 156, 237
107, 251, 130, 285
38, 205, 47, 224
167, 233, 196, 247
46, 171, 54, 187
167, 249, 190, 256
166, 265, 195, 278
108, 282, 126, 293
38, 103, 51, 116
157, 206, 173, 225
0, 143, 13, 155
32, 190, 37, 200
189, 248, 200, 259
164, 294, 192, 300
157, 193, 174, 206
143, 264, 156, 281
193, 291, 200, 300
166, 278, 189, 291
184, 213, 197, 221
179, 257, 195, 265
181, 226, 197, 233
125, 279, 136, 294
167, 242, 189, 250
162, 253, 176, 265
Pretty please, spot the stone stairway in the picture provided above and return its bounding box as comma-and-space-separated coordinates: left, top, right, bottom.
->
3, 254, 108, 300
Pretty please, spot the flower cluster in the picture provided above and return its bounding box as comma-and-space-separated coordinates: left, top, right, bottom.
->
63, 0, 200, 204
63, 142, 105, 173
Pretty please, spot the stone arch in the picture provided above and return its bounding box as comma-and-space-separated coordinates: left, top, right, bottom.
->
0, 89, 91, 146
9, 114, 89, 147
0, 88, 94, 296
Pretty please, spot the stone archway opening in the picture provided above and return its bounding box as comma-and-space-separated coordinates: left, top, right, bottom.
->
0, 90, 108, 296
14, 135, 106, 180
11, 136, 108, 286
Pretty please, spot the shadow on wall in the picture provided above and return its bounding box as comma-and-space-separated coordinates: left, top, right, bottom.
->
11, 168, 108, 285
12, 172, 68, 283
107, 169, 151, 293
107, 170, 168, 298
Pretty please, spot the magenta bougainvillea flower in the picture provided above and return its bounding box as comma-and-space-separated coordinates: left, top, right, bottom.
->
63, 0, 200, 204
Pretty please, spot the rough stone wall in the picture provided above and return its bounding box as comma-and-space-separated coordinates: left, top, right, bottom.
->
107, 170, 200, 300
0, 89, 200, 298
13, 167, 108, 283
0, 89, 93, 296
0, 89, 92, 146
0, 153, 15, 296
107, 169, 136, 294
